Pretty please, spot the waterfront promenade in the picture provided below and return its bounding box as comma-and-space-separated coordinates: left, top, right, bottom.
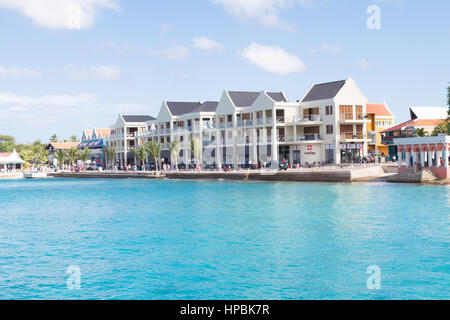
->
48, 164, 397, 183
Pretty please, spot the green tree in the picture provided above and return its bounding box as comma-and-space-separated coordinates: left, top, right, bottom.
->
415, 128, 428, 137
168, 141, 180, 169
145, 141, 161, 171
67, 148, 79, 168
131, 146, 147, 170
0, 135, 15, 152
54, 149, 67, 169
103, 145, 116, 170
50, 134, 58, 143
80, 148, 91, 165
432, 122, 447, 136
70, 136, 78, 143
190, 137, 202, 169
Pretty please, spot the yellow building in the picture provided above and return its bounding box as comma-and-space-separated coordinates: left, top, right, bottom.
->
366, 103, 395, 156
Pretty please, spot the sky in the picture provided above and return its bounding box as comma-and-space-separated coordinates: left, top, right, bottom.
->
0, 0, 449, 143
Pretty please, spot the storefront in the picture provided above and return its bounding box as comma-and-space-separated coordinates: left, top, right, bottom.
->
340, 143, 364, 163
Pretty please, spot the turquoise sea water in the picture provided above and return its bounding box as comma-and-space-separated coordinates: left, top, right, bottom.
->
0, 178, 448, 300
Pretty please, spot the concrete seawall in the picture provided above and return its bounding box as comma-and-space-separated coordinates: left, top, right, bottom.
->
48, 165, 392, 183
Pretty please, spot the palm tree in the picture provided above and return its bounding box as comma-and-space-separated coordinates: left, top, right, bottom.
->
168, 141, 180, 170
103, 145, 116, 170
131, 146, 147, 170
54, 149, 67, 170
145, 141, 161, 172
80, 148, 91, 169
67, 148, 79, 169
190, 137, 202, 170
415, 128, 428, 137
432, 122, 447, 136
50, 134, 58, 143
70, 136, 78, 143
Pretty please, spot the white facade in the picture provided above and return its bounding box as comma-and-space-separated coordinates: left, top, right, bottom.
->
105, 114, 154, 167
135, 78, 371, 167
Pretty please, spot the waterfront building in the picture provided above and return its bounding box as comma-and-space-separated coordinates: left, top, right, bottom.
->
0, 150, 25, 171
105, 114, 155, 167
381, 106, 447, 157
394, 134, 450, 179
78, 128, 112, 166
366, 103, 395, 156
136, 78, 371, 167
45, 142, 80, 163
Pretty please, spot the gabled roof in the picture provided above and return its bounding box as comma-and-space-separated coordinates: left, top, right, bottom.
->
192, 101, 219, 113
367, 103, 394, 117
302, 80, 346, 102
267, 92, 287, 102
382, 119, 416, 133
95, 128, 111, 138
166, 101, 202, 116
46, 142, 79, 150
409, 106, 447, 120
122, 115, 155, 123
228, 91, 260, 108
0, 150, 25, 164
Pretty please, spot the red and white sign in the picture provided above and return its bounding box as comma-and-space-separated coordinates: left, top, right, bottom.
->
307, 145, 313, 151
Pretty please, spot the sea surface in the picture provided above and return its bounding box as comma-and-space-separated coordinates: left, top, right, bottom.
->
0, 178, 448, 300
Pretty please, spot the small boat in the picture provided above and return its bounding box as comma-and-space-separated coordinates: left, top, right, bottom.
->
23, 171, 48, 179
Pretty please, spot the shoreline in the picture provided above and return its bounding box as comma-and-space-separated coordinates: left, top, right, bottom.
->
46, 165, 396, 183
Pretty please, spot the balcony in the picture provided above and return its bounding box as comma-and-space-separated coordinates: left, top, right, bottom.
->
340, 133, 366, 141
276, 117, 285, 124
243, 119, 253, 127
340, 113, 367, 122
266, 118, 273, 125
297, 134, 323, 142
256, 118, 264, 126
297, 115, 323, 123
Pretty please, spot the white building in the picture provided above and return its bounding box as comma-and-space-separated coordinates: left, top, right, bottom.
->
105, 114, 155, 167
136, 78, 371, 167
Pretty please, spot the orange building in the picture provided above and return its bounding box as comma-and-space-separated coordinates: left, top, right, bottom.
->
366, 103, 395, 156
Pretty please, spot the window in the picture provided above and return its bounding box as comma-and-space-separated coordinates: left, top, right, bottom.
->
375, 121, 381, 127
326, 125, 334, 134
383, 121, 391, 127
325, 105, 333, 115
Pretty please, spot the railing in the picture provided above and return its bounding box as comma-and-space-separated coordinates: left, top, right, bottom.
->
340, 133, 365, 140
297, 134, 322, 141
227, 122, 233, 128
276, 117, 285, 124
266, 118, 273, 125
340, 113, 365, 121
256, 118, 264, 126
237, 137, 254, 144
219, 123, 225, 129
298, 114, 322, 122
236, 120, 243, 127
243, 119, 253, 127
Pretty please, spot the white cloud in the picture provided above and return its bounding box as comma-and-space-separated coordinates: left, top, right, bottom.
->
64, 64, 120, 81
193, 37, 224, 52
0, 91, 151, 142
240, 42, 306, 75
212, 0, 321, 30
148, 46, 190, 61
0, 0, 120, 30
0, 65, 41, 79
0, 92, 96, 106
310, 43, 342, 55
355, 58, 372, 68
159, 24, 173, 32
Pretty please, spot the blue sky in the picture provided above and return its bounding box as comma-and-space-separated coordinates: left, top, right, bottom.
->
0, 0, 449, 143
